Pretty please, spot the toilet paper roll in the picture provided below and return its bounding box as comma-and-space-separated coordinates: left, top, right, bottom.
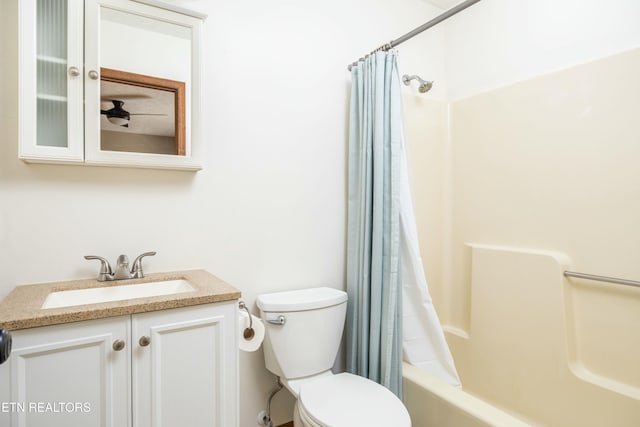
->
238, 310, 265, 352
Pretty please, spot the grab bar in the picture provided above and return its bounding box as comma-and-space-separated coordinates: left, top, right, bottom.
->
564, 271, 640, 289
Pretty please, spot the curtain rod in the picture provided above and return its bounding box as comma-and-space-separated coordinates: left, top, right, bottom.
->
347, 0, 482, 71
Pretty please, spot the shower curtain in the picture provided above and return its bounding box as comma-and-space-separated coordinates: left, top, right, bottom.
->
346, 52, 460, 398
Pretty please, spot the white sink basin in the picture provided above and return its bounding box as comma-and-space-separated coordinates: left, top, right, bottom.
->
42, 279, 195, 309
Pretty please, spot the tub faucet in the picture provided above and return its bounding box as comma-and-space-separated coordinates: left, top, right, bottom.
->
84, 252, 156, 281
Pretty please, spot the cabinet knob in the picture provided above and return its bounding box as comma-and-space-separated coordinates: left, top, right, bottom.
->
68, 66, 80, 77
88, 70, 100, 80
112, 339, 125, 352
139, 336, 151, 347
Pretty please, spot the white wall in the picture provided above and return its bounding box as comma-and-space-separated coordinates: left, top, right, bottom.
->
0, 0, 444, 425
444, 0, 640, 100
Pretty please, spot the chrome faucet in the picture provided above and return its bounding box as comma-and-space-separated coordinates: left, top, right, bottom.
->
84, 252, 156, 281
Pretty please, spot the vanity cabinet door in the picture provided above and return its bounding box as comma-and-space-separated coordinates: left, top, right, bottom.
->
131, 302, 238, 427
0, 316, 131, 427
18, 0, 85, 162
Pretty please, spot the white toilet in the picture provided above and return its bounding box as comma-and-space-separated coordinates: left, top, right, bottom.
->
257, 287, 411, 427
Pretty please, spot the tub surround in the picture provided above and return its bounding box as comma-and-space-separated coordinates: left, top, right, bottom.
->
0, 269, 241, 330
406, 46, 640, 426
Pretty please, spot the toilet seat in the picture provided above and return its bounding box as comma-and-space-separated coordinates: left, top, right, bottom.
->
297, 402, 323, 427
298, 373, 411, 427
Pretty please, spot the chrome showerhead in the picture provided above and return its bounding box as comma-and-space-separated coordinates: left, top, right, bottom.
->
402, 74, 433, 93
418, 80, 433, 93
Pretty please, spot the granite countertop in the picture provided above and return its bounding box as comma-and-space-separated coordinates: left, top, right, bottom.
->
0, 270, 241, 330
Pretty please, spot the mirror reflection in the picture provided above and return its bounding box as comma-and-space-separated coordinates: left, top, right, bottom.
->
100, 5, 191, 156
100, 68, 185, 155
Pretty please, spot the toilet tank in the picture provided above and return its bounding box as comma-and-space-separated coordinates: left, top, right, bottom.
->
257, 287, 347, 380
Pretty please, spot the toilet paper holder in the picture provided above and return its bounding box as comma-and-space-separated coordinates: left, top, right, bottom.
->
238, 301, 255, 340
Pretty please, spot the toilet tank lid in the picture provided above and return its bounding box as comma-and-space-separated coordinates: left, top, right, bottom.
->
257, 287, 347, 312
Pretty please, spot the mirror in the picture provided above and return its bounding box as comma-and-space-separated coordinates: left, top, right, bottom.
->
100, 67, 186, 155
85, 1, 201, 167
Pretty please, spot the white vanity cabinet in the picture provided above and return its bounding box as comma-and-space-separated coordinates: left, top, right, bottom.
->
18, 0, 204, 170
131, 302, 238, 427
0, 302, 238, 427
0, 315, 130, 426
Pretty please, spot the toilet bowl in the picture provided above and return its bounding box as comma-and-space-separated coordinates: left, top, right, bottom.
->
296, 372, 410, 427
257, 287, 411, 427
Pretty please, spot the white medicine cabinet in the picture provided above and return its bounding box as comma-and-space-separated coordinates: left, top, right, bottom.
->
19, 0, 205, 171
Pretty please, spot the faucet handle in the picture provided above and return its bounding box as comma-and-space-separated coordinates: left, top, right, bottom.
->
84, 255, 113, 282
131, 251, 156, 279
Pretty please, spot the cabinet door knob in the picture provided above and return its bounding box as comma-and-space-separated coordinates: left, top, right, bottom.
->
68, 66, 80, 77
139, 336, 151, 347
112, 339, 125, 352
88, 70, 99, 80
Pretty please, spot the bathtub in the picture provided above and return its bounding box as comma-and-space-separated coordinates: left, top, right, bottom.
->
402, 363, 531, 427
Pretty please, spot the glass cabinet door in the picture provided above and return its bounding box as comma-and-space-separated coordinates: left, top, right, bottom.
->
19, 0, 84, 162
